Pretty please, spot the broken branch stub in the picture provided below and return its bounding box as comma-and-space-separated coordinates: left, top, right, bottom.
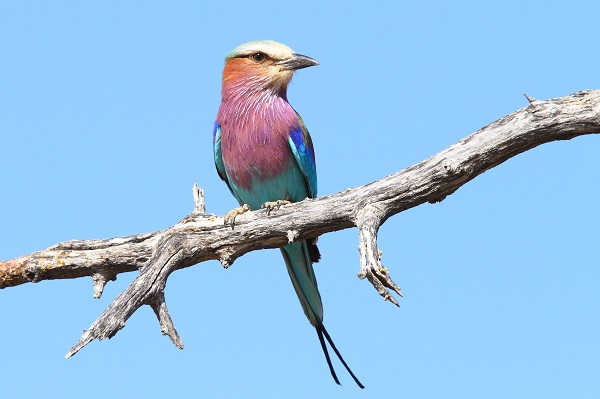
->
356, 206, 403, 306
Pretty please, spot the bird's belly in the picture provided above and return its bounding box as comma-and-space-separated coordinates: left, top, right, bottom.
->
228, 161, 308, 210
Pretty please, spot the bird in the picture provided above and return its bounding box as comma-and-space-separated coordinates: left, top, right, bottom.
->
213, 40, 364, 388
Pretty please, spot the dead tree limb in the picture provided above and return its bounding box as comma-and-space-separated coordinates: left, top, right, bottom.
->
0, 89, 599, 357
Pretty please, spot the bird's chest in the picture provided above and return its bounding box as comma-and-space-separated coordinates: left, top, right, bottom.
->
220, 119, 295, 190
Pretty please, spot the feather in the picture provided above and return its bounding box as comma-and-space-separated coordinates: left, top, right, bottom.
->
288, 117, 317, 198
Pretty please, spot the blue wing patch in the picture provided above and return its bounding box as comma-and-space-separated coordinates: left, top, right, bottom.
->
288, 118, 317, 198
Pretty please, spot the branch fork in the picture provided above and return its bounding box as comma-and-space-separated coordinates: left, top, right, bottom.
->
66, 231, 189, 358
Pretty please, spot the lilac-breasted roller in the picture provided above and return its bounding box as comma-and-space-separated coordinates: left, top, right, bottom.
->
213, 40, 363, 388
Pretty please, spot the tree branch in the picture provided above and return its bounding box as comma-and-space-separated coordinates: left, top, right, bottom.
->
1, 89, 599, 357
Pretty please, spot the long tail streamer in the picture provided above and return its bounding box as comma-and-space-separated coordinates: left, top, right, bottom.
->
316, 324, 365, 389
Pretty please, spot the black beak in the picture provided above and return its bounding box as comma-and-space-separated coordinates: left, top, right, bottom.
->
277, 53, 319, 71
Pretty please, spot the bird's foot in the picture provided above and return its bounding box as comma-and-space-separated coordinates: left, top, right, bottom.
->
224, 204, 250, 228
261, 200, 291, 215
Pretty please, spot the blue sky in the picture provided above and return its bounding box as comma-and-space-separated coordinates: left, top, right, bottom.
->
1, 1, 599, 398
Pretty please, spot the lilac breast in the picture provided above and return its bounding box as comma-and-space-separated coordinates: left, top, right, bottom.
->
217, 93, 300, 192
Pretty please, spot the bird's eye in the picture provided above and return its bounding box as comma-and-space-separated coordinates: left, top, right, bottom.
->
251, 52, 266, 62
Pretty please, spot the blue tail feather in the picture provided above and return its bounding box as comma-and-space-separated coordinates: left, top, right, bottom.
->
281, 241, 364, 388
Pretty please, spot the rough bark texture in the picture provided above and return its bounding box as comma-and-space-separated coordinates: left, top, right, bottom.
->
1, 90, 599, 357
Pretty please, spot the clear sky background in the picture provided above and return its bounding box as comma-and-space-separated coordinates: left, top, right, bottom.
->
1, 1, 599, 398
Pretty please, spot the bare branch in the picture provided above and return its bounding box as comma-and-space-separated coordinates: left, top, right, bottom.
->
523, 92, 538, 104
149, 293, 184, 349
66, 230, 189, 358
192, 183, 206, 215
1, 89, 599, 357
0, 232, 159, 289
356, 205, 403, 305
92, 272, 116, 299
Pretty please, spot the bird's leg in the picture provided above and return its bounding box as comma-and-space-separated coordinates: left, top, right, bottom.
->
261, 200, 292, 215
224, 204, 250, 228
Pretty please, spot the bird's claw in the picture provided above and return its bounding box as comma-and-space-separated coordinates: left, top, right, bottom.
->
224, 204, 250, 228
261, 200, 291, 215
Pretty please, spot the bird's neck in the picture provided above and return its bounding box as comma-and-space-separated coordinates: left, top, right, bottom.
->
218, 75, 295, 130
221, 73, 289, 103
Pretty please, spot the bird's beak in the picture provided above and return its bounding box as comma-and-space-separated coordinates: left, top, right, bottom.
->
277, 54, 319, 71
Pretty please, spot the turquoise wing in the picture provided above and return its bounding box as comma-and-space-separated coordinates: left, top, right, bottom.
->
213, 121, 227, 182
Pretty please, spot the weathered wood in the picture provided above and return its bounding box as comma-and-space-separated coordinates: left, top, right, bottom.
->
1, 90, 599, 357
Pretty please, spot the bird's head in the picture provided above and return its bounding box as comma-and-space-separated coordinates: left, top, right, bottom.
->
221, 40, 318, 98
